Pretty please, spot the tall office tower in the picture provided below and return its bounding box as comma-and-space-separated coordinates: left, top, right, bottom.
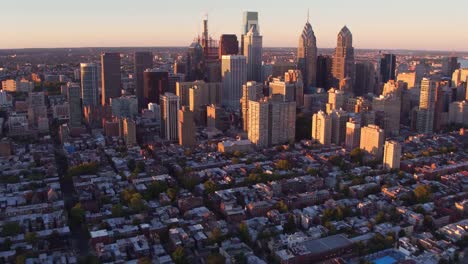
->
416, 78, 437, 133
415, 62, 429, 85
168, 73, 185, 94
326, 88, 345, 114
143, 69, 168, 107
241, 81, 264, 132
354, 62, 376, 96
360, 124, 385, 158
134, 52, 153, 110
247, 96, 296, 147
241, 11, 259, 55
80, 63, 99, 106
101, 53, 121, 105
186, 42, 204, 81
221, 55, 247, 109
380, 54, 396, 83
383, 140, 401, 170
178, 106, 196, 147
330, 109, 349, 145
297, 15, 317, 88
332, 26, 355, 89
442, 57, 459, 77
311, 110, 332, 146
345, 118, 361, 150
160, 93, 180, 141
111, 95, 138, 118
123, 118, 137, 145
382, 80, 401, 97
243, 26, 262, 82
207, 104, 229, 132
316, 55, 333, 89
67, 82, 82, 128
448, 101, 468, 126
269, 73, 304, 104
372, 94, 401, 137
219, 34, 239, 58
397, 72, 417, 89
451, 69, 468, 87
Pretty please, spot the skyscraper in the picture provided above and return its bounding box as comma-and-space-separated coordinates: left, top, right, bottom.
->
332, 26, 355, 89
219, 34, 239, 58
178, 106, 196, 147
380, 54, 396, 83
330, 109, 349, 146
383, 140, 401, 170
326, 88, 345, 114
160, 93, 180, 141
101, 53, 121, 106
80, 63, 99, 106
134, 52, 153, 110
297, 14, 317, 88
221, 55, 247, 109
316, 55, 333, 90
312, 110, 332, 146
123, 118, 137, 145
241, 11, 259, 55
241, 81, 264, 132
67, 82, 82, 128
243, 26, 262, 82
360, 124, 385, 158
143, 69, 169, 106
442, 57, 459, 77
416, 78, 437, 133
354, 62, 376, 96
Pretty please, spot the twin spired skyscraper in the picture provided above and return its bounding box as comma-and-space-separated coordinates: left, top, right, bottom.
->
297, 14, 317, 88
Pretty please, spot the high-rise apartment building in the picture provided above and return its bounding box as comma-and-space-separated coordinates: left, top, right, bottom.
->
134, 52, 153, 110
383, 140, 401, 170
111, 95, 138, 118
416, 78, 437, 133
80, 63, 99, 106
221, 55, 247, 109
241, 81, 264, 132
123, 118, 137, 145
330, 109, 349, 146
345, 118, 361, 150
178, 106, 196, 147
297, 16, 317, 88
101, 53, 121, 105
397, 72, 417, 89
243, 26, 262, 82
380, 54, 396, 83
372, 94, 401, 137
67, 82, 82, 128
160, 92, 180, 141
312, 110, 332, 146
326, 88, 345, 114
247, 96, 296, 147
219, 34, 239, 58
360, 124, 385, 158
332, 26, 355, 89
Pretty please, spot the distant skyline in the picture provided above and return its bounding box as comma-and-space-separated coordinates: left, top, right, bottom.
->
3, 0, 468, 51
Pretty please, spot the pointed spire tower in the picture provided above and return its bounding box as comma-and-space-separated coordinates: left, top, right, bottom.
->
297, 10, 317, 88
332, 25, 355, 90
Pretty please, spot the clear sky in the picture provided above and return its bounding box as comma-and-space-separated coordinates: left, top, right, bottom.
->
3, 0, 468, 51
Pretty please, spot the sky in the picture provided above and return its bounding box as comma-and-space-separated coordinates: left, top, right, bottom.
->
2, 0, 468, 51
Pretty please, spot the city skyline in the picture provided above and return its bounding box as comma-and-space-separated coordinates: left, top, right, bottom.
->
3, 0, 468, 51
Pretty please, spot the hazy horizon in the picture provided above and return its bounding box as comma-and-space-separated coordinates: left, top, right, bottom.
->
3, 0, 468, 51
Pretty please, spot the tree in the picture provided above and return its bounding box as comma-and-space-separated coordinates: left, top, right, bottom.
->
25, 232, 37, 244
350, 148, 364, 165
135, 161, 146, 173
15, 255, 26, 264
275, 201, 288, 213
206, 253, 225, 264
171, 246, 186, 264
375, 211, 386, 224
276, 159, 291, 170
239, 222, 250, 243
137, 257, 151, 264
129, 193, 145, 212
111, 204, 123, 217
209, 227, 222, 244
1, 221, 21, 236
283, 214, 296, 234
166, 188, 177, 201
70, 203, 86, 226
414, 185, 432, 203
204, 179, 218, 194
127, 159, 136, 171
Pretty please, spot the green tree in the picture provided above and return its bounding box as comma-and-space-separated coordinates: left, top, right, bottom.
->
15, 255, 26, 264
127, 159, 136, 171
204, 179, 218, 194
111, 204, 123, 217
283, 214, 296, 234
239, 222, 250, 243
70, 203, 86, 226
350, 148, 364, 165
206, 253, 225, 264
135, 161, 146, 173
276, 159, 291, 170
25, 232, 37, 244
129, 193, 145, 212
414, 185, 432, 203
1, 222, 21, 236
275, 201, 288, 213
137, 257, 151, 264
375, 211, 386, 224
171, 246, 186, 264
209, 227, 222, 244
